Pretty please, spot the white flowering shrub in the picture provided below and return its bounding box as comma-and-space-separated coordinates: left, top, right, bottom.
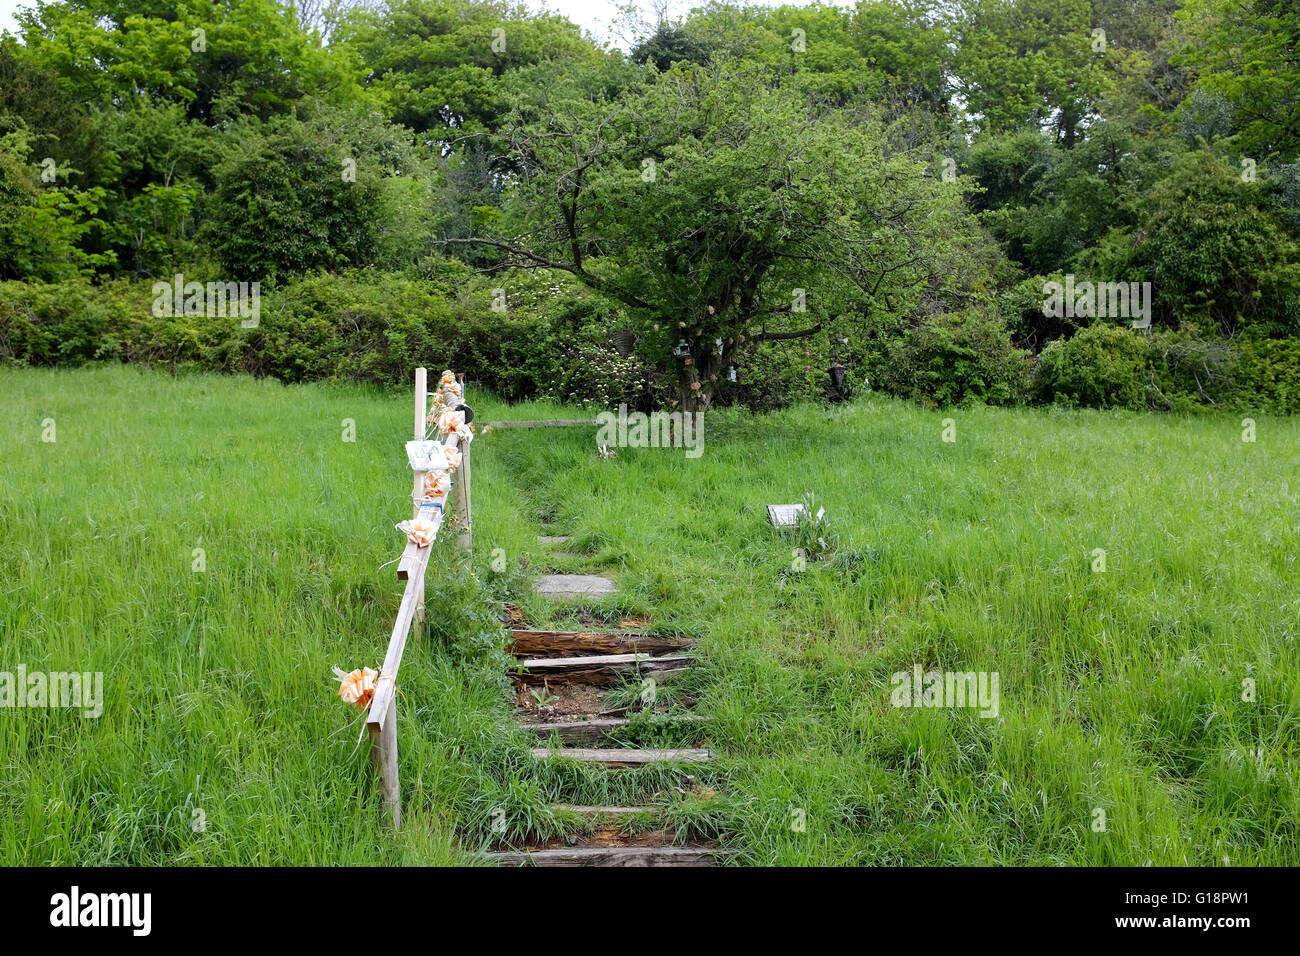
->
542, 339, 664, 409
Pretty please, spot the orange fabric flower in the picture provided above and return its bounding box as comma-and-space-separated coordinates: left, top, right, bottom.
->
423, 471, 450, 499
437, 408, 465, 437
401, 514, 438, 547
333, 666, 378, 709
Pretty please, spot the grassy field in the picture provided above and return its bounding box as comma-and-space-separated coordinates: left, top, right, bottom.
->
2, 364, 1297, 865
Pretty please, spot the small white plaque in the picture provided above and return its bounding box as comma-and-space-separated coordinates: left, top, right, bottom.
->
405, 440, 447, 472
768, 504, 803, 527
767, 504, 825, 528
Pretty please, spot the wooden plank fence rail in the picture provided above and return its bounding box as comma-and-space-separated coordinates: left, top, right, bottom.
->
480, 419, 599, 429
364, 367, 473, 827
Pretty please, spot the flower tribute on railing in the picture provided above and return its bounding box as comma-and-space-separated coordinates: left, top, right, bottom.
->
422, 471, 450, 500
334, 666, 378, 710
335, 370, 476, 713
398, 513, 438, 547
425, 370, 474, 537
394, 370, 476, 528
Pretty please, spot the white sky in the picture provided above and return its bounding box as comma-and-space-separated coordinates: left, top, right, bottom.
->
0, 0, 26, 37
534, 0, 628, 44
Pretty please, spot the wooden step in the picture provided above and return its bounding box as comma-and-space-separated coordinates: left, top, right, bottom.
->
534, 574, 617, 600
509, 629, 692, 658
552, 805, 659, 820
490, 846, 727, 867
513, 653, 693, 686
521, 717, 627, 744
530, 747, 714, 766
520, 713, 705, 744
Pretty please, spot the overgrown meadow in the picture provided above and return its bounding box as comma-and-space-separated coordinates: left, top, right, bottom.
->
2, 365, 1296, 864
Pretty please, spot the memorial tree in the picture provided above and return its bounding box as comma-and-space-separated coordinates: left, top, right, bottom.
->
446, 61, 986, 412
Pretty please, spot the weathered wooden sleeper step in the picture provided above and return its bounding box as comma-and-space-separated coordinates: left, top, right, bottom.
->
512, 652, 694, 685
509, 628, 693, 658
531, 747, 714, 766
533, 574, 618, 600
520, 713, 705, 744
551, 805, 659, 819
490, 846, 729, 867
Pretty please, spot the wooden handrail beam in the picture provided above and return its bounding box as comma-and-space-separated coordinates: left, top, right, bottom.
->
365, 368, 474, 828
480, 419, 599, 429
369, 511, 439, 733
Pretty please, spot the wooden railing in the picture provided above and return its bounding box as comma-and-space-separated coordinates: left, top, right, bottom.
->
366, 367, 472, 827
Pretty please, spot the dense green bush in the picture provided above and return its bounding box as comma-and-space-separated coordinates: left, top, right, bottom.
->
1145, 330, 1240, 413
999, 272, 1091, 348
873, 311, 1032, 407
541, 340, 664, 410
0, 269, 647, 405
238, 272, 451, 381
728, 336, 840, 412
1233, 337, 1300, 414
4, 273, 1298, 416
199, 108, 428, 282
0, 278, 148, 364
1034, 323, 1150, 409
1034, 323, 1300, 414
1080, 150, 1300, 337
455, 272, 606, 403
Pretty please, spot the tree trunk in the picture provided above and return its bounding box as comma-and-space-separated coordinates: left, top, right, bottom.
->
678, 340, 724, 414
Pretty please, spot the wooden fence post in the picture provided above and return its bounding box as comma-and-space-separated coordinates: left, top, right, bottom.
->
457, 441, 472, 557
368, 696, 400, 828
449, 373, 472, 558
413, 367, 427, 626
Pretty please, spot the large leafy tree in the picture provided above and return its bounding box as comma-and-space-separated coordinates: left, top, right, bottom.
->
1080, 149, 1300, 336
665, 1, 953, 115
335, 0, 602, 140
0, 35, 106, 183
0, 126, 113, 280
954, 0, 1110, 145
1174, 0, 1300, 161
92, 100, 221, 274
966, 122, 1166, 275
17, 0, 362, 123
200, 105, 423, 280
446, 62, 984, 410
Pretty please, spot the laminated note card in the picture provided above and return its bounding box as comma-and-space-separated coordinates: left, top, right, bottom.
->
405, 440, 447, 472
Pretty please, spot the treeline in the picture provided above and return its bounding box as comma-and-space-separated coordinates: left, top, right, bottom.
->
1, 0, 1298, 412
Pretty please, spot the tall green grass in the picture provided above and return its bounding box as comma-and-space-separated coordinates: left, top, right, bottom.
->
477, 393, 1300, 864
1, 365, 1296, 864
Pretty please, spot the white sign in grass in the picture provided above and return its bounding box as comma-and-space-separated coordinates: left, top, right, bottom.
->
767, 503, 826, 528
